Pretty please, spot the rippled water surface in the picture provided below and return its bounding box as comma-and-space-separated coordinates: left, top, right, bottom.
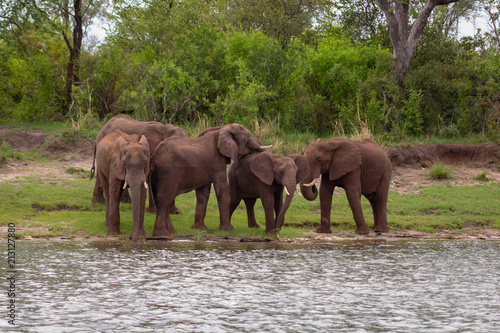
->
3, 240, 499, 332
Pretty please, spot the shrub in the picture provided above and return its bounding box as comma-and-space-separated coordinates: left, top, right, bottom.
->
429, 163, 454, 180
473, 171, 492, 182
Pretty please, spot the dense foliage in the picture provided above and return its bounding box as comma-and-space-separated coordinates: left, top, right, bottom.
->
1, 0, 499, 141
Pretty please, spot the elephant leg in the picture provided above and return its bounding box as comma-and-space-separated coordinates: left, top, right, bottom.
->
193, 184, 210, 229
344, 184, 369, 235
317, 178, 334, 233
106, 178, 122, 235
146, 180, 156, 213
92, 175, 105, 204
229, 194, 242, 220
213, 179, 233, 231
274, 189, 283, 221
147, 179, 179, 214
243, 198, 259, 228
152, 183, 175, 236
170, 200, 180, 215
368, 192, 389, 232
260, 195, 276, 234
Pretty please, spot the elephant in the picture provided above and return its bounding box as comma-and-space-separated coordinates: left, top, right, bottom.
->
299, 138, 391, 235
95, 130, 150, 241
91, 115, 187, 214
150, 123, 269, 236
229, 151, 309, 233
138, 122, 188, 212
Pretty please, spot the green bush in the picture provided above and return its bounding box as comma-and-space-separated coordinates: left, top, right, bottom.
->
429, 163, 454, 180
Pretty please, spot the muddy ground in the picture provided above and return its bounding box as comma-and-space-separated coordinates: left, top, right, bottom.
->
1, 127, 500, 241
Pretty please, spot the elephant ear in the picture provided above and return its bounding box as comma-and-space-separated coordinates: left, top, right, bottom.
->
217, 125, 238, 162
328, 139, 362, 181
111, 136, 128, 180
250, 152, 274, 185
288, 154, 310, 183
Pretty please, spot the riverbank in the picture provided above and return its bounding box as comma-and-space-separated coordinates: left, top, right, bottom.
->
1, 126, 499, 241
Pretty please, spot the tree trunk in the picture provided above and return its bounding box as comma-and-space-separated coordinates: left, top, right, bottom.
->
63, 0, 84, 113
377, 0, 461, 86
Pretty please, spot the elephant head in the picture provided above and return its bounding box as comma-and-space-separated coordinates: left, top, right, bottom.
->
111, 134, 150, 241
250, 152, 309, 230
139, 123, 188, 154
300, 138, 362, 201
199, 123, 270, 164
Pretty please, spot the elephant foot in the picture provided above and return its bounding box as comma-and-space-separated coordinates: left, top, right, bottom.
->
316, 226, 332, 234
373, 225, 389, 233
139, 228, 147, 237
153, 227, 171, 237
355, 227, 370, 235
192, 223, 208, 230
219, 223, 234, 231
265, 228, 278, 235
248, 222, 260, 228
107, 228, 121, 235
146, 206, 156, 213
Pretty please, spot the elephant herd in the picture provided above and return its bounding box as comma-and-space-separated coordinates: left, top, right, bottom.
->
90, 115, 392, 241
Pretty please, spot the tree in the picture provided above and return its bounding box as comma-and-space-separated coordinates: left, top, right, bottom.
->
0, 0, 108, 114
484, 0, 500, 49
377, 0, 462, 85
220, 0, 326, 48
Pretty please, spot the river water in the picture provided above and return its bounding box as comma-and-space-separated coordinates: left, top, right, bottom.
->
2, 239, 499, 332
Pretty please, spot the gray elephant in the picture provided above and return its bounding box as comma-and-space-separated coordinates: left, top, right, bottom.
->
150, 124, 269, 236
229, 151, 309, 233
95, 130, 150, 241
299, 138, 391, 235
91, 115, 187, 214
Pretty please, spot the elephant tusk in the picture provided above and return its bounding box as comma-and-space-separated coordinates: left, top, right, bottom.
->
144, 181, 148, 189
296, 188, 302, 196
301, 178, 318, 187
284, 186, 290, 196
259, 145, 272, 149
123, 181, 128, 189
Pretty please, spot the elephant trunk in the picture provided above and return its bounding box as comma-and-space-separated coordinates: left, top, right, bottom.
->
129, 181, 146, 242
300, 183, 318, 201
275, 181, 296, 230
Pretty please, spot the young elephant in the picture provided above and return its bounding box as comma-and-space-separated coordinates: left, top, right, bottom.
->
299, 138, 392, 235
229, 151, 309, 233
96, 130, 150, 241
150, 124, 269, 236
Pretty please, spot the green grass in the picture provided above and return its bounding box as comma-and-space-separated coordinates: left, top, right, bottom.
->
1, 170, 498, 239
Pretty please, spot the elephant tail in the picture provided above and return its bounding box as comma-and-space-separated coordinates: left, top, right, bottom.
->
90, 142, 96, 181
